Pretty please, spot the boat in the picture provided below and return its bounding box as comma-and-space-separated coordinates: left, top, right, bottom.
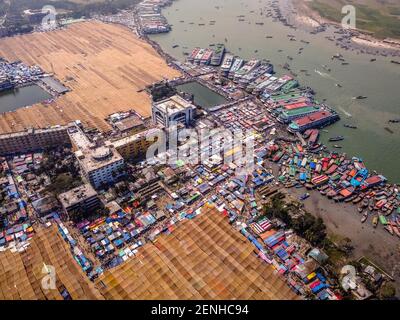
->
385, 224, 394, 235
210, 44, 225, 66
329, 136, 344, 142
361, 212, 368, 223
335, 83, 342, 88
333, 145, 342, 149
344, 124, 357, 129
370, 58, 376, 62
353, 96, 367, 100
0, 80, 15, 92
172, 44, 179, 48
384, 127, 394, 134
391, 60, 400, 65
372, 216, 378, 228
388, 119, 400, 123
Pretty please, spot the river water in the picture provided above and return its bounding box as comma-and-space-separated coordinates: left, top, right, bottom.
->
176, 82, 227, 109
150, 0, 400, 183
0, 84, 51, 113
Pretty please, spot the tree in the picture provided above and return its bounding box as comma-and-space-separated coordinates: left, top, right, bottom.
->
380, 283, 396, 300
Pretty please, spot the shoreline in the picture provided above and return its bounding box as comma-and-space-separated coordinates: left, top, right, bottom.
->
128, 3, 400, 291
270, 0, 400, 57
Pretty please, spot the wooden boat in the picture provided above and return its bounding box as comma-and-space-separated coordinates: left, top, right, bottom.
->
385, 224, 394, 236
361, 212, 368, 223
353, 196, 363, 204
372, 216, 378, 228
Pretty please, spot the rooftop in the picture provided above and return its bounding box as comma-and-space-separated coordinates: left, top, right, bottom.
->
114, 114, 145, 132
59, 183, 98, 208
76, 145, 123, 173
153, 95, 195, 115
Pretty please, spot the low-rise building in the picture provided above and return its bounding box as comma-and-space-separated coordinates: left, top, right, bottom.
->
59, 184, 101, 216
112, 114, 146, 135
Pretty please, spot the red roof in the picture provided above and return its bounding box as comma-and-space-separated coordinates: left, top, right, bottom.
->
284, 101, 311, 110
294, 110, 333, 126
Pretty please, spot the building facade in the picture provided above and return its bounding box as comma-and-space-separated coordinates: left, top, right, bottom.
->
0, 125, 71, 155
68, 125, 125, 189
152, 95, 195, 128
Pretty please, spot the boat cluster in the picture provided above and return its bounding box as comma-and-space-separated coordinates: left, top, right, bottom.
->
268, 138, 400, 238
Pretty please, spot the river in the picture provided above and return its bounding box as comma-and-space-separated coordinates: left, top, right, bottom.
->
150, 0, 400, 183
176, 82, 227, 109
0, 84, 51, 113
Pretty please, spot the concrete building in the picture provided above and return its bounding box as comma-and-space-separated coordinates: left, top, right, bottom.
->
0, 125, 71, 155
152, 95, 195, 128
75, 146, 124, 189
108, 128, 162, 161
68, 125, 125, 189
112, 114, 146, 135
59, 184, 101, 217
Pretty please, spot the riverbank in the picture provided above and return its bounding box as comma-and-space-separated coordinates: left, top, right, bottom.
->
278, 0, 400, 57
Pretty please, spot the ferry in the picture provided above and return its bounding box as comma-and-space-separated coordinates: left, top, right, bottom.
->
228, 58, 244, 79
233, 59, 260, 83
277, 106, 321, 124
238, 64, 273, 89
220, 54, 234, 76
199, 49, 213, 65
193, 48, 206, 64
210, 44, 225, 66
246, 73, 272, 93
287, 110, 340, 133
188, 47, 200, 63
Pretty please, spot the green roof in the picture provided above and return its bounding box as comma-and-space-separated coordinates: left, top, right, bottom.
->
281, 106, 319, 117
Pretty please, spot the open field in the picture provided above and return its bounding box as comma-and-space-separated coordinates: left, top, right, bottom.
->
0, 21, 180, 133
97, 209, 299, 300
305, 0, 400, 39
0, 225, 102, 300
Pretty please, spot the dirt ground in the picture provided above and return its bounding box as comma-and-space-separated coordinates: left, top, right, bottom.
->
0, 224, 102, 300
97, 209, 299, 300
0, 21, 181, 134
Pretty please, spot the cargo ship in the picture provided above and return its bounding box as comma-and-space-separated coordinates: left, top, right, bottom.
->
287, 109, 340, 133
0, 80, 15, 93
228, 58, 244, 79
210, 44, 225, 66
